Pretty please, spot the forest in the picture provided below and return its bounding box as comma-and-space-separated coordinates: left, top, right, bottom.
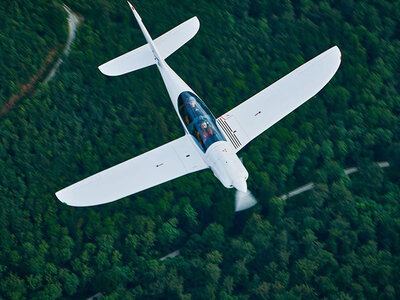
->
0, 0, 399, 299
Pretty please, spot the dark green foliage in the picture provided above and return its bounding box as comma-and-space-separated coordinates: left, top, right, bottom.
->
0, 0, 400, 299
0, 0, 67, 103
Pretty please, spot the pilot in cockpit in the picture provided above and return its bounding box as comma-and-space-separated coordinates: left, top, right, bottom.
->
199, 120, 216, 148
184, 96, 202, 125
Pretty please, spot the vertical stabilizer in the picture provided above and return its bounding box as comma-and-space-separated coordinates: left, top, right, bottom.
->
127, 1, 164, 67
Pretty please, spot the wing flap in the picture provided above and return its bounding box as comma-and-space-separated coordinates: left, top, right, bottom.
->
56, 135, 207, 206
218, 46, 341, 152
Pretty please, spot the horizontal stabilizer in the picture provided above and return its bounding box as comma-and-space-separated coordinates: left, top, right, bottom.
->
98, 43, 155, 76
155, 16, 200, 59
98, 17, 200, 76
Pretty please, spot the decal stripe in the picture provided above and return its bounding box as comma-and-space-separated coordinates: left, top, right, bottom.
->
219, 120, 241, 147
217, 119, 237, 148
223, 120, 241, 148
217, 119, 242, 149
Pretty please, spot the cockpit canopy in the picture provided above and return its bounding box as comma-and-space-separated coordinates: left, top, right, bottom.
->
178, 91, 225, 152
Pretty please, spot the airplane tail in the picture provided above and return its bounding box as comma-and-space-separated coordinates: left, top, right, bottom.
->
98, 2, 200, 76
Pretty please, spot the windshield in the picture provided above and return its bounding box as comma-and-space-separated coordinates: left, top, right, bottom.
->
178, 91, 225, 152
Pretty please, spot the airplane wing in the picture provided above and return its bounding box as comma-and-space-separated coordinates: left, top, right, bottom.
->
216, 46, 341, 152
56, 135, 207, 206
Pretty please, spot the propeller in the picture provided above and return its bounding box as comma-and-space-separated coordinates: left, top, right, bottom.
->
235, 156, 257, 212
235, 189, 257, 212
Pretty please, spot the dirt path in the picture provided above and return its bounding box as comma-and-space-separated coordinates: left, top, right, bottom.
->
1, 47, 60, 115
1, 5, 80, 116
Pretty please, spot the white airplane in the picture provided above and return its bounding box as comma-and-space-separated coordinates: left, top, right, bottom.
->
56, 2, 341, 211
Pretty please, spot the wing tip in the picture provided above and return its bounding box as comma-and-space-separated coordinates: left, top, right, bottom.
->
192, 16, 200, 27
322, 46, 341, 70
56, 189, 81, 207
98, 64, 121, 76
331, 45, 341, 62
55, 190, 69, 205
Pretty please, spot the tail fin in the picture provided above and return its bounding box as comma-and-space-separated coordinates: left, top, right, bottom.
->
98, 2, 200, 76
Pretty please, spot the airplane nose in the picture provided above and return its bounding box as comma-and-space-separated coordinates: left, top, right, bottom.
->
233, 178, 247, 193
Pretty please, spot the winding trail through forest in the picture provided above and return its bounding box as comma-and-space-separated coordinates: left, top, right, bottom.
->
160, 161, 391, 260
44, 5, 80, 83
1, 4, 80, 116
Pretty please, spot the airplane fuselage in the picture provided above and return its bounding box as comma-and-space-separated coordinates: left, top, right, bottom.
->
129, 5, 249, 192
157, 61, 248, 192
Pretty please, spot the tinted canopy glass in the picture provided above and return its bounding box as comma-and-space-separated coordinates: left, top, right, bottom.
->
178, 91, 225, 151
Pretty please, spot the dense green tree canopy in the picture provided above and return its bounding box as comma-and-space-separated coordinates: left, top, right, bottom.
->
0, 0, 399, 299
